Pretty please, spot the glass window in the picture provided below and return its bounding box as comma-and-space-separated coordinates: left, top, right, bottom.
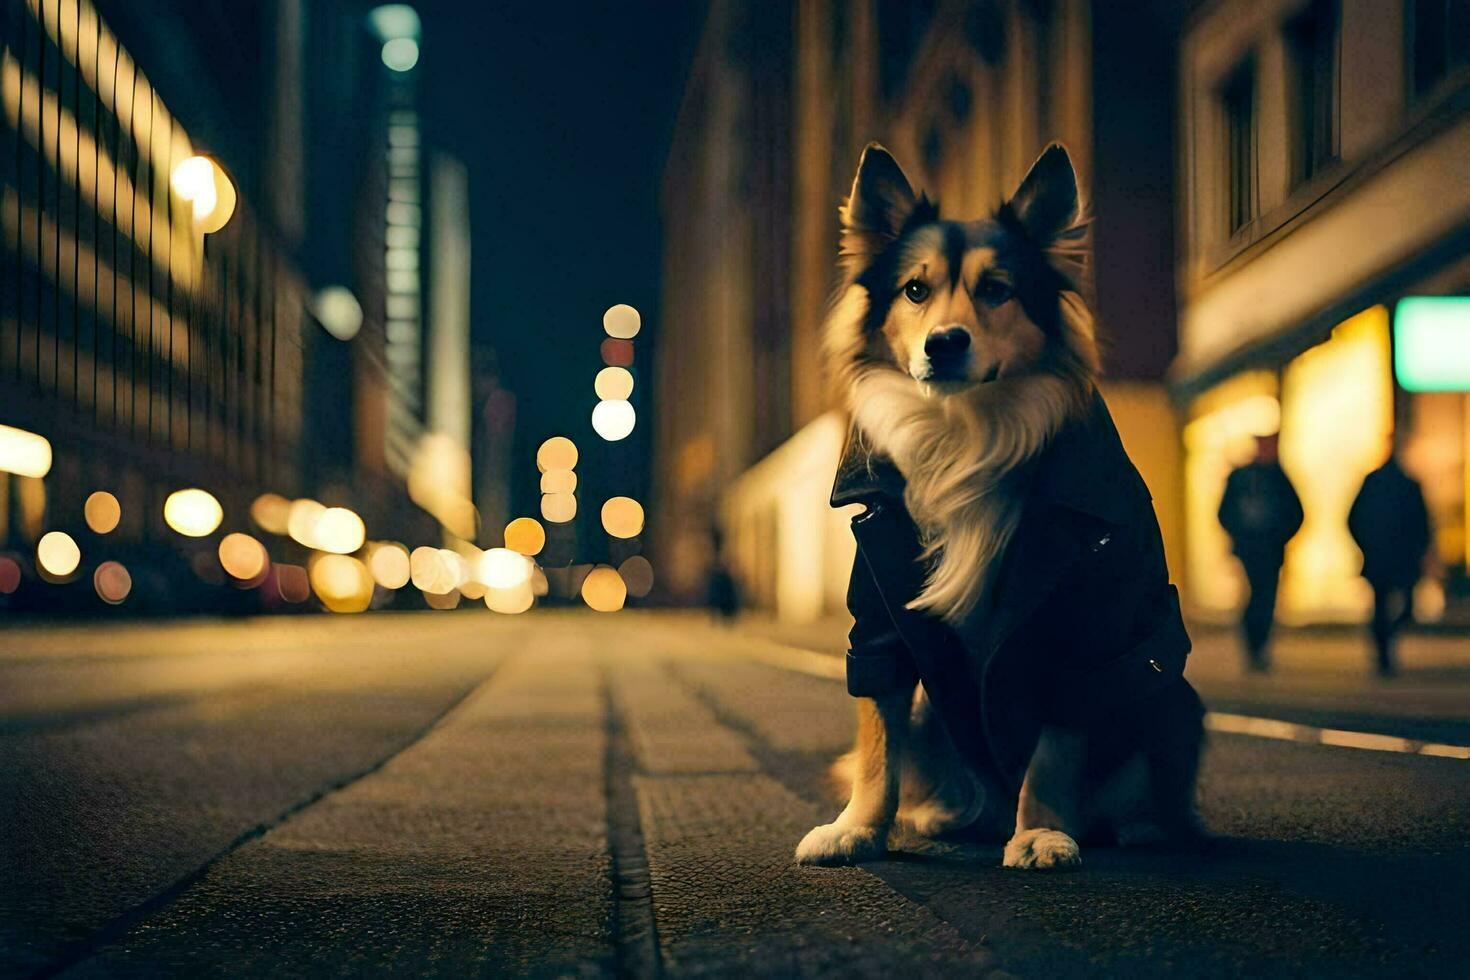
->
1409, 0, 1470, 99
1219, 61, 1256, 235
1286, 0, 1338, 186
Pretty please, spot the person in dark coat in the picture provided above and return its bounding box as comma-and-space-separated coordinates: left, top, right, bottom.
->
1217, 433, 1302, 672
1348, 455, 1431, 676
831, 389, 1203, 834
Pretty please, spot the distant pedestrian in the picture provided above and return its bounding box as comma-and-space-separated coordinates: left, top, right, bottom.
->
1348, 455, 1431, 677
705, 526, 740, 623
1218, 433, 1303, 672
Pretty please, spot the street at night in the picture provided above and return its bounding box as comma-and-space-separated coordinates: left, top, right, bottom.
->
3, 612, 1467, 976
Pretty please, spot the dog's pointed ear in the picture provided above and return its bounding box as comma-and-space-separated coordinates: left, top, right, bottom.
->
1006, 143, 1080, 246
840, 143, 918, 261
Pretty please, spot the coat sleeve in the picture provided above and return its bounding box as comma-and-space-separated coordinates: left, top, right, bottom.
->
844, 543, 920, 699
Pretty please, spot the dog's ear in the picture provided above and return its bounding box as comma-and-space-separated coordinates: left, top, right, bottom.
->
1006, 143, 1081, 247
839, 143, 918, 263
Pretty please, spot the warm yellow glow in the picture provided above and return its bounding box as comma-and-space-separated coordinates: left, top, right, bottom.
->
541, 492, 577, 524
170, 154, 236, 233
250, 493, 292, 535
460, 577, 488, 600
536, 436, 578, 473
581, 565, 627, 612
424, 588, 462, 610
84, 491, 121, 534
504, 517, 546, 556
601, 497, 645, 538
218, 533, 268, 581
594, 366, 634, 401
410, 546, 451, 593
310, 554, 374, 613
618, 555, 654, 598
478, 548, 533, 589
439, 549, 469, 590
313, 507, 366, 555
0, 423, 52, 477
531, 566, 549, 597
602, 304, 641, 339
93, 560, 131, 604
287, 499, 327, 548
37, 531, 80, 577
591, 399, 636, 441
368, 543, 411, 589
1279, 306, 1393, 621
539, 468, 577, 494
485, 581, 534, 614
314, 286, 364, 342
163, 488, 223, 538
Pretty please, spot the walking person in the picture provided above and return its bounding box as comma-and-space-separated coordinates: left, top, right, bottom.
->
1218, 433, 1303, 672
1348, 454, 1432, 677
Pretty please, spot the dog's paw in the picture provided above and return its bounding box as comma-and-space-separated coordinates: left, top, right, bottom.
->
794, 822, 886, 865
1003, 828, 1081, 870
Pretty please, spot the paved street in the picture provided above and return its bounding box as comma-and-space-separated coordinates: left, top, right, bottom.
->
2, 612, 1468, 978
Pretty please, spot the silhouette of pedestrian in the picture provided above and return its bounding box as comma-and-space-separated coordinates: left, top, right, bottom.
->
705, 526, 740, 623
1218, 433, 1302, 672
1348, 455, 1431, 677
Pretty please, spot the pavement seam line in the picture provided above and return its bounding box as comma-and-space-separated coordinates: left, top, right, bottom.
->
602, 669, 664, 979
723, 633, 1470, 760
33, 664, 508, 980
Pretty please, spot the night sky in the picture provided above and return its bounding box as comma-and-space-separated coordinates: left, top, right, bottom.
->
417, 1, 706, 525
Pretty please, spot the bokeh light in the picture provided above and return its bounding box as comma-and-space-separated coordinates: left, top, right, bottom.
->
250, 493, 292, 535
381, 36, 419, 71
618, 555, 655, 598
314, 507, 366, 555
171, 155, 236, 233
424, 588, 461, 610
478, 548, 533, 589
602, 304, 641, 339
164, 489, 223, 537
84, 491, 121, 534
531, 566, 549, 597
600, 338, 634, 366
218, 533, 268, 582
0, 422, 52, 477
287, 499, 327, 548
37, 531, 80, 578
592, 399, 636, 441
368, 542, 411, 589
313, 286, 364, 341
93, 561, 132, 604
581, 565, 627, 612
601, 497, 645, 538
540, 468, 577, 494
274, 564, 311, 603
536, 436, 578, 473
0, 555, 22, 594
541, 492, 577, 524
504, 517, 546, 556
460, 577, 488, 600
485, 581, 534, 614
594, 366, 634, 401
310, 554, 373, 613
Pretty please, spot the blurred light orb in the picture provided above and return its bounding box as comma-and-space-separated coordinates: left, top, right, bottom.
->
602, 304, 641, 339
171, 155, 235, 233
485, 581, 534, 614
541, 491, 577, 524
250, 493, 292, 535
424, 588, 461, 610
0, 555, 20, 594
594, 366, 634, 401
93, 561, 132, 604
37, 531, 80, 578
410, 545, 455, 594
600, 338, 634, 366
218, 533, 268, 581
460, 577, 488, 600
314, 286, 364, 341
0, 422, 52, 477
439, 549, 469, 589
592, 399, 636, 441
536, 436, 578, 473
84, 491, 121, 534
381, 36, 419, 71
310, 554, 373, 613
368, 3, 421, 41
478, 547, 532, 589
504, 517, 547, 556
618, 555, 654, 598
314, 507, 366, 555
581, 565, 627, 612
531, 566, 549, 597
540, 468, 577, 494
287, 499, 326, 548
601, 497, 645, 538
274, 563, 311, 603
164, 488, 223, 538
368, 542, 411, 589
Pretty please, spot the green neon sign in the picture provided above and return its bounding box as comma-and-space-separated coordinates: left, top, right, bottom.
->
1395, 296, 1470, 392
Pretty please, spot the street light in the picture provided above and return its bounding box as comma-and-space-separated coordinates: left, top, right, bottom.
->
170, 155, 236, 233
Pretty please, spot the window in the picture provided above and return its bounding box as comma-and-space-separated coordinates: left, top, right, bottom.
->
1220, 62, 1257, 235
1409, 0, 1470, 99
1286, 0, 1338, 186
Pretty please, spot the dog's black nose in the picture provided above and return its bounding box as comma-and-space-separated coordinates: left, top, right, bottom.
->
924, 327, 971, 362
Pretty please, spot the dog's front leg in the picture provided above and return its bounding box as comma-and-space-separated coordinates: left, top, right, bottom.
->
1003, 726, 1084, 870
795, 687, 912, 865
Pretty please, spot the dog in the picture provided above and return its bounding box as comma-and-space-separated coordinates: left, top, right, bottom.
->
796, 142, 1203, 869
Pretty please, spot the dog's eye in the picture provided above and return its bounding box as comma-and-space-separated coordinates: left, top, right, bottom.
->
903, 279, 931, 304
976, 278, 1013, 306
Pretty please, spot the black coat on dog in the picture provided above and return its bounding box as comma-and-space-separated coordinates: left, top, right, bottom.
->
832, 388, 1199, 794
